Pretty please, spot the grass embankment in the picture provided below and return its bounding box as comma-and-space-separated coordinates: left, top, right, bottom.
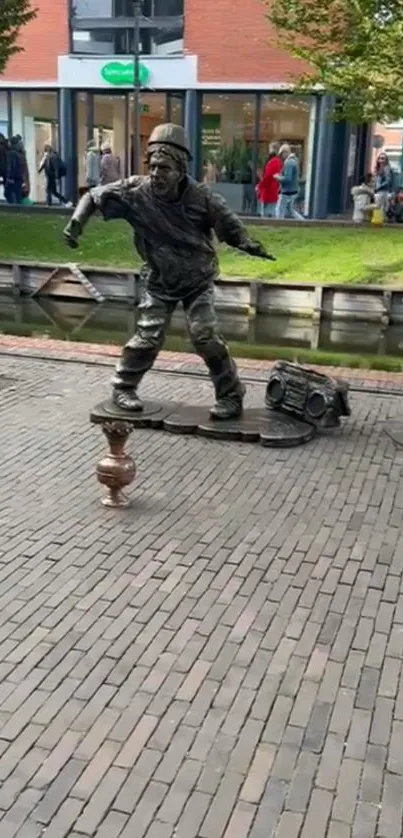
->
1, 212, 403, 285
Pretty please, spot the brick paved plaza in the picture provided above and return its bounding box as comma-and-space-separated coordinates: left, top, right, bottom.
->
0, 351, 403, 837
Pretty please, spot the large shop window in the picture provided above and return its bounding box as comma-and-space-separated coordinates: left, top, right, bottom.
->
9, 91, 59, 203
76, 91, 184, 190
201, 92, 315, 215
259, 94, 313, 214
201, 93, 257, 214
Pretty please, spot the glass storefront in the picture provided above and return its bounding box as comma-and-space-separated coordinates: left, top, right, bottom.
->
201, 91, 315, 213
201, 93, 257, 213
76, 90, 184, 190
9, 91, 59, 203
259, 94, 313, 214
2, 87, 361, 214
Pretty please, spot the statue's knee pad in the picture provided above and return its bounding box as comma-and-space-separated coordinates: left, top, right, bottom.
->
125, 334, 160, 351
191, 326, 227, 358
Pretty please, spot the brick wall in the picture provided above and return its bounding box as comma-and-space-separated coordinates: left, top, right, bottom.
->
184, 0, 305, 83
2, 0, 68, 82
3, 0, 301, 86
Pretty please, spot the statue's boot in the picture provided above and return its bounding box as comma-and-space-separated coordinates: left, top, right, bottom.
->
112, 388, 143, 412
210, 384, 245, 421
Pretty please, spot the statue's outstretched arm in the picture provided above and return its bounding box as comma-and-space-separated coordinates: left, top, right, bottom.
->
64, 176, 144, 249
64, 191, 97, 249
207, 191, 276, 261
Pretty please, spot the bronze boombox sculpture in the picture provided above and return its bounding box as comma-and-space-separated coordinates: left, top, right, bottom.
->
265, 361, 351, 429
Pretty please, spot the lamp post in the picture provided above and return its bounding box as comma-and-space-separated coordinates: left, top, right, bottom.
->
133, 0, 142, 174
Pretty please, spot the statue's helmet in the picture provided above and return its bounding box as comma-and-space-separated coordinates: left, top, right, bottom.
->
147, 123, 192, 160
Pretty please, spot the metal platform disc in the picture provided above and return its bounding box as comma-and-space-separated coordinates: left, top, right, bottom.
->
259, 412, 315, 447
90, 400, 179, 429
90, 401, 316, 447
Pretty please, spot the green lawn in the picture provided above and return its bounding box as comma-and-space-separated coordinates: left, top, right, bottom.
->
1, 212, 403, 285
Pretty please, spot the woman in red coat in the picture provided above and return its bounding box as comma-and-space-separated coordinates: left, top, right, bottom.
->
256, 142, 281, 217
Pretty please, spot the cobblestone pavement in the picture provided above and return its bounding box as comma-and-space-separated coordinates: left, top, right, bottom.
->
1, 354, 403, 838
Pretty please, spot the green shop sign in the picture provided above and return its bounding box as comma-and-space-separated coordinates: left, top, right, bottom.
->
100, 61, 150, 87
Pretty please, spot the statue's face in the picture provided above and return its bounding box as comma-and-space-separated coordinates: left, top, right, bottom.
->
149, 151, 181, 198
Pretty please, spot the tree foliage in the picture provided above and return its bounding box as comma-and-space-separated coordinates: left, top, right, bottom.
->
266, 0, 403, 122
0, 0, 37, 76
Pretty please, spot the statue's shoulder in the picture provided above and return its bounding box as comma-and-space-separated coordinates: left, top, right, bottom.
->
124, 175, 150, 191
185, 178, 213, 207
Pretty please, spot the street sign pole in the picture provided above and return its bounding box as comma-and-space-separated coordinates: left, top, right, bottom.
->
133, 0, 142, 174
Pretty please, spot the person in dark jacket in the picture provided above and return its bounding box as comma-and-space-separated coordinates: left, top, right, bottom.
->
14, 135, 30, 200
0, 134, 8, 190
38, 144, 70, 206
275, 144, 304, 220
5, 137, 23, 204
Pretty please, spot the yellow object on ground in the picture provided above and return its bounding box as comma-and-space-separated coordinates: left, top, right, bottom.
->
371, 207, 384, 225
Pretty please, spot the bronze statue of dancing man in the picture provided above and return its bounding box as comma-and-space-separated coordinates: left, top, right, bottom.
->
64, 124, 274, 420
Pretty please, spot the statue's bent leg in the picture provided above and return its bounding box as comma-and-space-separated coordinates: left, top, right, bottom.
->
113, 292, 174, 411
185, 287, 245, 420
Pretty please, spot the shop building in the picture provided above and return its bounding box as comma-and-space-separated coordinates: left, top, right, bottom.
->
0, 0, 371, 216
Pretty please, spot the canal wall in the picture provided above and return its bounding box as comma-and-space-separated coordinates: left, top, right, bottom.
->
0, 258, 401, 325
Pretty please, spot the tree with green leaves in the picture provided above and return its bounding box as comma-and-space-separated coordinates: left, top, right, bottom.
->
0, 0, 37, 76
266, 0, 403, 123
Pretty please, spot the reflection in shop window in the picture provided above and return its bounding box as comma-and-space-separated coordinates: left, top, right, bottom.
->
259, 95, 315, 215
72, 0, 112, 16
201, 93, 257, 214
75, 91, 182, 191
10, 91, 59, 203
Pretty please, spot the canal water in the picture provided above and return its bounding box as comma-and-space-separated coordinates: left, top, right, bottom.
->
1, 293, 403, 358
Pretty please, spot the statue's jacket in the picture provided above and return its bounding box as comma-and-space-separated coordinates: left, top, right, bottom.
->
87, 175, 253, 302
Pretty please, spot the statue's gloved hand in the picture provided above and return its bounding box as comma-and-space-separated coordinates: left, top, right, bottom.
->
63, 219, 81, 249
239, 239, 276, 261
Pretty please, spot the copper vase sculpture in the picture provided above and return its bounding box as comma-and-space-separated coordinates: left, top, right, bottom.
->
96, 421, 136, 508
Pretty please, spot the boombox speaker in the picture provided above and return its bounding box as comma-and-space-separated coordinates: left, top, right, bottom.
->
266, 361, 351, 428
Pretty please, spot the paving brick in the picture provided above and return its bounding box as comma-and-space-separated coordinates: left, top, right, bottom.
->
303, 701, 333, 753
154, 725, 197, 784
34, 759, 86, 825
332, 758, 362, 824
249, 776, 287, 838
36, 797, 84, 838
327, 822, 351, 838
169, 790, 212, 838
119, 781, 168, 838
240, 744, 276, 804
222, 800, 256, 838
74, 766, 127, 834
31, 730, 82, 789
316, 733, 344, 791
378, 773, 403, 838
378, 657, 401, 697
94, 809, 129, 838
345, 710, 372, 760
263, 696, 293, 744
353, 801, 378, 838
274, 811, 304, 838
157, 758, 202, 825
199, 771, 243, 838
286, 752, 319, 813
299, 788, 333, 838
114, 715, 159, 768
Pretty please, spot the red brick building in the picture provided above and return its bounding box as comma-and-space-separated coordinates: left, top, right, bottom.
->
0, 0, 368, 215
